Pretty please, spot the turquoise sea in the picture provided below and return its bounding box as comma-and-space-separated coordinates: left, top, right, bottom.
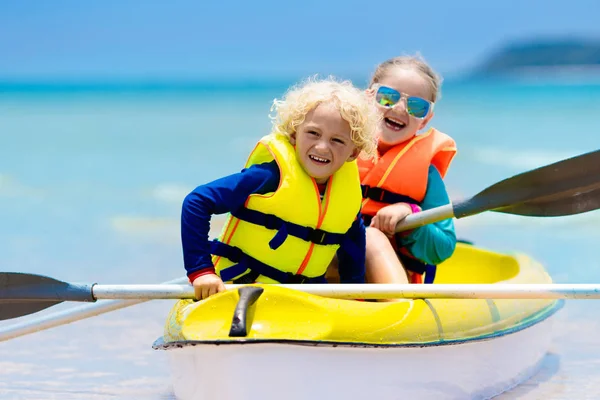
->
1, 77, 600, 399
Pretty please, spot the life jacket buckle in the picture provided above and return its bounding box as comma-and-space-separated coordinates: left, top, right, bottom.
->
306, 227, 327, 245
374, 187, 386, 202
263, 214, 282, 230
363, 185, 386, 202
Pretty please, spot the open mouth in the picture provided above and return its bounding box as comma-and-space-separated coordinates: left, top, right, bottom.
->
384, 117, 406, 131
309, 155, 331, 164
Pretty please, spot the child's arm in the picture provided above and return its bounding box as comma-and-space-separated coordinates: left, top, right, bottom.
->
181, 161, 280, 283
398, 165, 457, 265
336, 214, 367, 284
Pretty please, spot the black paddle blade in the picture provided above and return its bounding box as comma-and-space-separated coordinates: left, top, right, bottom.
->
496, 184, 600, 217
0, 272, 95, 321
0, 300, 64, 321
454, 149, 600, 218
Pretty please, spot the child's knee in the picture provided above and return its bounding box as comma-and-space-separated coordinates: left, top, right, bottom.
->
366, 227, 393, 251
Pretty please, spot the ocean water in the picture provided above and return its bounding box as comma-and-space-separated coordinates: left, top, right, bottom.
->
1, 78, 600, 399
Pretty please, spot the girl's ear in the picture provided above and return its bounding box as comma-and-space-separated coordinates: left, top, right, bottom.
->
419, 111, 434, 130
289, 132, 297, 146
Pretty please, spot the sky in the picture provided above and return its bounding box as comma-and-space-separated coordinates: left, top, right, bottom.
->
1, 0, 599, 82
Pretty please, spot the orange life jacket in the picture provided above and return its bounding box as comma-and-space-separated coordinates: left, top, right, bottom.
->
357, 128, 457, 284
358, 127, 457, 217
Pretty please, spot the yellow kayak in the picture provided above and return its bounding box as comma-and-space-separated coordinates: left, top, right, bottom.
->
153, 242, 562, 400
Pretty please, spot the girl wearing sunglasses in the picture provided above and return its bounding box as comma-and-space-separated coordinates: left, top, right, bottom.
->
358, 55, 458, 289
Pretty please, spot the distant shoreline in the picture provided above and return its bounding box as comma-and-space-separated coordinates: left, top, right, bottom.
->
469, 38, 600, 78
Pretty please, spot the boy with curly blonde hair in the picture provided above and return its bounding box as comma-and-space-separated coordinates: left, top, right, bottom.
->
181, 76, 379, 300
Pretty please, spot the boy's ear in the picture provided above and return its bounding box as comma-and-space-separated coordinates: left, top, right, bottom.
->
289, 132, 297, 146
347, 147, 361, 162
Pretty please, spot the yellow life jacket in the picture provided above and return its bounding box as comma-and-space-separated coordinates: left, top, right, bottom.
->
210, 133, 362, 284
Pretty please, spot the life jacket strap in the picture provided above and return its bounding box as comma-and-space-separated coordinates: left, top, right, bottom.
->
211, 240, 327, 284
232, 270, 260, 285
361, 184, 419, 205
398, 252, 437, 284
231, 207, 346, 250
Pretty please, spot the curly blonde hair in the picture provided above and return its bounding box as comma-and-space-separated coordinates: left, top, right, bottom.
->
270, 76, 379, 159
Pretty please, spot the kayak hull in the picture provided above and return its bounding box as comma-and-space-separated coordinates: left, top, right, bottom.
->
156, 312, 558, 400
153, 243, 562, 399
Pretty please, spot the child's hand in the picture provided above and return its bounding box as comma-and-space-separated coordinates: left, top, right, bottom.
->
370, 203, 414, 236
192, 273, 226, 300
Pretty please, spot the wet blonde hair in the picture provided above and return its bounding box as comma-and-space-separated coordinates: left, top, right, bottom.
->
370, 53, 442, 102
270, 76, 379, 159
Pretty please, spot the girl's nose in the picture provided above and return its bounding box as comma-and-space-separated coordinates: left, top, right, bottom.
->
395, 97, 408, 113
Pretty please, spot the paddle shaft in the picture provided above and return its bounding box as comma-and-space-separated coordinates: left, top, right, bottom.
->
91, 283, 600, 300
395, 204, 454, 232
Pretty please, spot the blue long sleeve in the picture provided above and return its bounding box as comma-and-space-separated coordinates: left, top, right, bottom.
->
181, 160, 366, 283
181, 161, 280, 278
398, 165, 457, 265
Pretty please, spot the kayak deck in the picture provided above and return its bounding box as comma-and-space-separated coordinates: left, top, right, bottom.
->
155, 243, 561, 347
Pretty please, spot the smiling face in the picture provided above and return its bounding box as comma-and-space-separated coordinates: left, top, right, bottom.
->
289, 102, 360, 184
371, 67, 435, 152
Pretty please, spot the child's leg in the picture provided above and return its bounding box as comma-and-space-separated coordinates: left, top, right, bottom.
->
365, 227, 409, 285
